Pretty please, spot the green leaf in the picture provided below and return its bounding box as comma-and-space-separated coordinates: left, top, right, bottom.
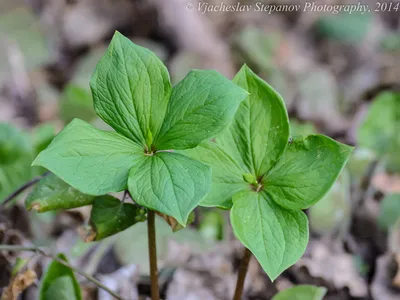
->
25, 173, 95, 212
86, 195, 146, 241
60, 84, 96, 123
264, 135, 353, 210
0, 123, 32, 164
32, 119, 144, 195
231, 190, 308, 281
315, 12, 371, 43
357, 91, 400, 172
378, 194, 400, 230
32, 124, 55, 156
128, 152, 211, 226
272, 285, 327, 300
155, 70, 248, 150
39, 254, 82, 300
219, 64, 290, 176
309, 170, 351, 235
0, 123, 33, 201
90, 31, 171, 148
182, 141, 248, 209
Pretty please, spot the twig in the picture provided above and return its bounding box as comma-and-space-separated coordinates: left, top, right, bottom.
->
147, 210, 160, 300
0, 244, 123, 300
0, 172, 49, 208
233, 247, 252, 300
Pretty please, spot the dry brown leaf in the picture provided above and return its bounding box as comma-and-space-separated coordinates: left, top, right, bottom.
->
297, 241, 368, 298
1, 269, 37, 300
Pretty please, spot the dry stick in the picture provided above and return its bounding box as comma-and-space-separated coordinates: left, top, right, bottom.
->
233, 247, 252, 300
0, 172, 49, 208
147, 210, 160, 300
0, 245, 123, 300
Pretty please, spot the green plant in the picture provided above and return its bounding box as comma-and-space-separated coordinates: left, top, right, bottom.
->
184, 65, 352, 298
25, 31, 248, 300
272, 284, 327, 300
357, 91, 400, 173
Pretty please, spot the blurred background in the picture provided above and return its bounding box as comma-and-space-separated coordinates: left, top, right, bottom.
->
0, 0, 399, 299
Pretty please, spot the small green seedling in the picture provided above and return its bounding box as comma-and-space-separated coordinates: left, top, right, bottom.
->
272, 284, 327, 300
27, 31, 248, 299
184, 65, 352, 294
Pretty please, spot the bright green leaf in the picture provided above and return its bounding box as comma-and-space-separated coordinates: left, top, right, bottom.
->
264, 135, 353, 210
128, 152, 211, 226
231, 190, 309, 281
378, 194, 400, 230
90, 31, 171, 147
25, 173, 95, 212
219, 64, 289, 176
182, 141, 248, 209
39, 254, 82, 300
86, 195, 146, 241
32, 119, 144, 195
155, 70, 248, 150
272, 285, 327, 300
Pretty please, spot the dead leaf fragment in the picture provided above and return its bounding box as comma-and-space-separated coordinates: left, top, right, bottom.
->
1, 269, 37, 300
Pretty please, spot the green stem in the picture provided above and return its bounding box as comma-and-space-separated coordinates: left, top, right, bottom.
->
147, 210, 160, 300
233, 247, 252, 300
0, 244, 122, 300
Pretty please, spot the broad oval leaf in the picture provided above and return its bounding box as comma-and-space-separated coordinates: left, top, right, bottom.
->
264, 135, 353, 210
32, 119, 144, 195
86, 195, 147, 242
128, 152, 211, 226
272, 285, 327, 300
155, 69, 248, 150
90, 31, 171, 148
231, 190, 309, 281
25, 173, 95, 212
39, 254, 82, 300
182, 141, 247, 209
218, 64, 290, 176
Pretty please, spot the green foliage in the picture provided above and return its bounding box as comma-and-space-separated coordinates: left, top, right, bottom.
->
33, 31, 247, 226
272, 285, 327, 300
25, 173, 95, 212
315, 12, 371, 43
231, 190, 308, 281
39, 254, 82, 300
0, 123, 33, 201
185, 65, 352, 280
86, 195, 147, 241
60, 84, 96, 123
199, 210, 224, 241
128, 152, 211, 226
378, 194, 400, 230
357, 91, 400, 172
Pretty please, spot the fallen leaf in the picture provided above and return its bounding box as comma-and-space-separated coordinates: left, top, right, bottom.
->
1, 269, 37, 300
297, 241, 368, 298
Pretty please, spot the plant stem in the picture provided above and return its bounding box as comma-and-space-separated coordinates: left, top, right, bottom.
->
233, 247, 252, 300
0, 244, 122, 300
0, 172, 49, 208
147, 210, 160, 300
